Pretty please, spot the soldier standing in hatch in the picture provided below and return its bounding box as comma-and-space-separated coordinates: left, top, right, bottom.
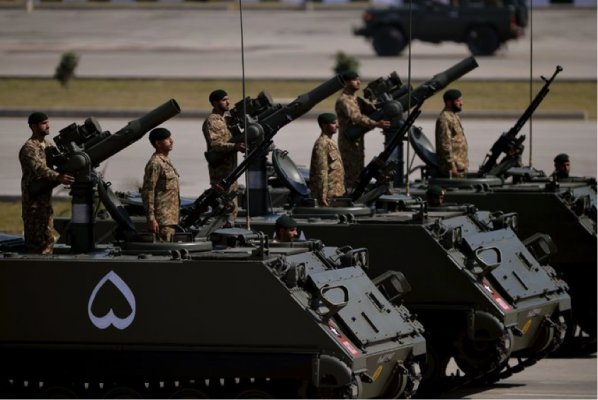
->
141, 128, 180, 242
553, 153, 570, 179
19, 112, 75, 254
309, 113, 346, 207
202, 89, 246, 220
435, 89, 468, 178
274, 215, 299, 243
426, 185, 445, 208
335, 71, 391, 188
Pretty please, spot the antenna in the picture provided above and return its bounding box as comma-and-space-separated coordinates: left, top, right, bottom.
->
239, 0, 251, 229
405, 0, 413, 196
528, 0, 534, 167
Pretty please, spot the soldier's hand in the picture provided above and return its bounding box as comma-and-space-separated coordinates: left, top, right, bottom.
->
321, 198, 329, 207
235, 142, 247, 153
58, 173, 75, 185
451, 166, 459, 175
376, 120, 391, 130
148, 219, 159, 234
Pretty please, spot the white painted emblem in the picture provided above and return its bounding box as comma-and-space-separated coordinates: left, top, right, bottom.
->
88, 271, 136, 330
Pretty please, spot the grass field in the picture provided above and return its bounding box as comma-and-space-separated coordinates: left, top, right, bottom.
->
0, 200, 72, 235
0, 78, 595, 119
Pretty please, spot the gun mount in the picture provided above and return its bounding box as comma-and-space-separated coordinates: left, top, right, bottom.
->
186, 76, 345, 230
480, 65, 563, 176
34, 99, 181, 253
344, 57, 478, 187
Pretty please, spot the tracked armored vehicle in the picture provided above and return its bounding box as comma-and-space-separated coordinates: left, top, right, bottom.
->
401, 68, 596, 343
3, 91, 429, 399
241, 149, 571, 393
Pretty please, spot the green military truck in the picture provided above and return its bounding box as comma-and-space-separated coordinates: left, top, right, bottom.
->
354, 0, 528, 56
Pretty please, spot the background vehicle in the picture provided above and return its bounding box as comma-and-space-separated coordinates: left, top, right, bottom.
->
354, 0, 528, 56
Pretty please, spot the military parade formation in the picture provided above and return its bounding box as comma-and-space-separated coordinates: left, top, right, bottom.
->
0, 2, 595, 399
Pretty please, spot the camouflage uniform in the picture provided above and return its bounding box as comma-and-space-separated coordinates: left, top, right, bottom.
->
141, 153, 180, 242
202, 110, 239, 216
335, 92, 378, 188
19, 138, 59, 254
309, 133, 346, 206
435, 108, 468, 177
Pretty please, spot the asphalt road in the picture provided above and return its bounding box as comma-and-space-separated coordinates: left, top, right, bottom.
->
0, 8, 595, 80
1, 117, 595, 197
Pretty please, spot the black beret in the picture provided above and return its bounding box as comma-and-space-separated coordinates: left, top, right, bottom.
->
276, 215, 298, 228
554, 153, 569, 163
209, 89, 228, 103
317, 113, 337, 125
342, 71, 359, 81
149, 128, 171, 145
426, 185, 444, 197
28, 112, 48, 125
443, 89, 462, 101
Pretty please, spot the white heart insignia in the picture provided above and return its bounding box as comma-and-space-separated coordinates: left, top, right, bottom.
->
88, 271, 136, 330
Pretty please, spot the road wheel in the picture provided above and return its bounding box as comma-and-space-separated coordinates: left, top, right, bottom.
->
373, 27, 406, 57
466, 26, 501, 56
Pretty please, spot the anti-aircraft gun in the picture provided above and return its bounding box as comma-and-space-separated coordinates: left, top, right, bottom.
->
479, 65, 563, 177
344, 56, 479, 186
350, 88, 430, 203
28, 99, 181, 253
204, 91, 277, 167
184, 75, 345, 230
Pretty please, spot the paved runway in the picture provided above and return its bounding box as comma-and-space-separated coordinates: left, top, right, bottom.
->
0, 8, 595, 80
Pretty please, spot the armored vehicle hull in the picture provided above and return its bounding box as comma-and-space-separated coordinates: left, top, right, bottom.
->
246, 203, 570, 392
405, 179, 596, 341
0, 233, 425, 399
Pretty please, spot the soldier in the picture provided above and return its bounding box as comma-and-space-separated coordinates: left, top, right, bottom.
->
19, 112, 75, 254
309, 113, 346, 207
426, 185, 445, 207
435, 89, 468, 178
141, 128, 180, 242
274, 215, 299, 243
336, 71, 390, 188
553, 153, 570, 179
202, 89, 246, 220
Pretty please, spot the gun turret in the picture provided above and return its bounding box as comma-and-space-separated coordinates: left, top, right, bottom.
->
29, 99, 181, 254
184, 75, 345, 229
480, 66, 563, 176
345, 56, 479, 141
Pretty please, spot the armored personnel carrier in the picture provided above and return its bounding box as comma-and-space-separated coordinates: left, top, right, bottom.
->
401, 68, 596, 344
3, 95, 428, 399
241, 149, 571, 393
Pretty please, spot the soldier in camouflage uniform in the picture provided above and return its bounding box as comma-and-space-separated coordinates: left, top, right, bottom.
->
553, 153, 570, 179
309, 113, 346, 206
141, 128, 180, 242
19, 112, 75, 254
435, 89, 468, 178
202, 89, 246, 220
336, 71, 390, 188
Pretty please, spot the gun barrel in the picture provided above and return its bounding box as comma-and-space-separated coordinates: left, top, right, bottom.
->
396, 56, 478, 109
86, 99, 181, 165
264, 75, 344, 128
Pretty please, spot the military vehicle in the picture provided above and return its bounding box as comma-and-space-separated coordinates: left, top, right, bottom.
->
241, 149, 571, 393
354, 0, 528, 56
2, 91, 429, 399
401, 67, 597, 346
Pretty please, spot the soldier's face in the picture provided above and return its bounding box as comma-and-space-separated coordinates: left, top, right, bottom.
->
214, 96, 230, 112
451, 98, 463, 113
322, 121, 338, 135
346, 78, 361, 91
427, 193, 444, 207
155, 137, 174, 153
556, 160, 570, 175
31, 120, 50, 136
279, 227, 298, 242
